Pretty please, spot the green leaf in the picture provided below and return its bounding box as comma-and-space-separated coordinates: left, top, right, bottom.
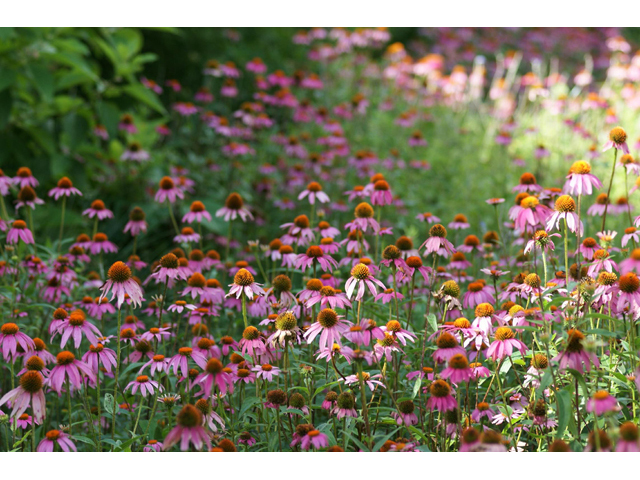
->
0, 69, 16, 92
239, 396, 260, 417
73, 434, 96, 446
62, 112, 89, 150
122, 84, 166, 115
425, 313, 437, 333
29, 64, 55, 102
411, 376, 422, 399
0, 89, 12, 129
48, 52, 98, 81
556, 387, 572, 440
104, 394, 119, 415
0, 27, 15, 41
372, 427, 401, 452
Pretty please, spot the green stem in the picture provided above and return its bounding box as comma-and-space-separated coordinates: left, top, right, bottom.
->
225, 220, 233, 261
601, 148, 618, 232
132, 397, 145, 436
57, 196, 66, 254
241, 294, 248, 330
112, 308, 123, 440
167, 200, 180, 236
31, 394, 36, 452
563, 218, 569, 280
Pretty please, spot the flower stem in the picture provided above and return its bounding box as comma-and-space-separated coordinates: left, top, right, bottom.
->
224, 220, 233, 261
563, 218, 569, 280
31, 394, 36, 452
167, 200, 180, 236
241, 294, 248, 330
601, 148, 618, 232
112, 308, 123, 440
57, 196, 66, 254
158, 278, 169, 329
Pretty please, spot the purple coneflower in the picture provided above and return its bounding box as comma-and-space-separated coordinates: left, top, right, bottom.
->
155, 176, 184, 204
564, 160, 602, 196
420, 224, 456, 257
486, 327, 528, 362
37, 430, 76, 452
125, 375, 163, 397
163, 404, 211, 451
100, 261, 143, 309
304, 308, 351, 350
7, 220, 34, 245
0, 322, 35, 361
124, 207, 147, 236
0, 370, 46, 422
47, 351, 95, 393
586, 390, 618, 416
216, 192, 253, 222
440, 353, 473, 383
602, 126, 629, 154
345, 263, 386, 301
48, 177, 82, 200
427, 379, 457, 412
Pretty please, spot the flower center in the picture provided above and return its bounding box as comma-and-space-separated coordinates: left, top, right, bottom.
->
374, 179, 389, 191
430, 379, 451, 397
619, 272, 640, 293
307, 181, 322, 192
495, 327, 514, 341
306, 245, 324, 258
56, 351, 75, 365
453, 318, 471, 328
429, 224, 447, 238
610, 126, 627, 144
475, 303, 494, 318
176, 404, 202, 428
354, 202, 374, 219
436, 332, 458, 349
521, 196, 539, 209
337, 392, 355, 409
46, 430, 61, 441
382, 245, 401, 260
276, 312, 297, 331
555, 195, 576, 213
520, 172, 536, 185
20, 371, 43, 393
26, 356, 45, 371
57, 177, 73, 189
243, 326, 260, 340
1, 322, 19, 335
317, 309, 339, 328
188, 272, 206, 288
449, 353, 469, 369
386, 320, 402, 333
159, 177, 175, 190
406, 256, 423, 268
234, 268, 255, 286
68, 312, 85, 327
571, 160, 591, 175
320, 286, 336, 297
206, 358, 223, 374
351, 263, 371, 280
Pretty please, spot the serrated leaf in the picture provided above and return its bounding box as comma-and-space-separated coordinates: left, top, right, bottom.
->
104, 394, 119, 415
122, 84, 166, 115
426, 313, 437, 333
411, 376, 422, 399
556, 387, 572, 440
